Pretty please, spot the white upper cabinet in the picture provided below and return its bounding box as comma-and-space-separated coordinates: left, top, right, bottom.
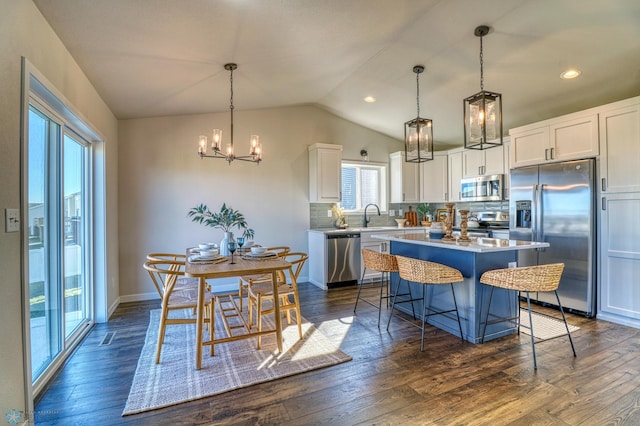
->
308, 143, 342, 203
503, 140, 511, 199
462, 144, 505, 178
599, 98, 640, 194
420, 153, 448, 202
448, 150, 463, 202
390, 151, 420, 203
510, 111, 599, 168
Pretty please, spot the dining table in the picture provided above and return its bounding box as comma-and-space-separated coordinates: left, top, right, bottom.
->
185, 251, 292, 370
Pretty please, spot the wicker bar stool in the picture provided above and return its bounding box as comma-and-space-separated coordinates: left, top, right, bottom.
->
480, 263, 577, 369
388, 255, 464, 351
354, 249, 411, 327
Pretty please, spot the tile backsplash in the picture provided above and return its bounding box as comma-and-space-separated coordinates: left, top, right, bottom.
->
309, 201, 509, 229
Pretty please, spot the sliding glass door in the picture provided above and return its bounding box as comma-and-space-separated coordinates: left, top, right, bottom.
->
28, 102, 92, 384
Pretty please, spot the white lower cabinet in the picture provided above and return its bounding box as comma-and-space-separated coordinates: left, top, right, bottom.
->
598, 193, 640, 328
360, 231, 390, 282
359, 229, 426, 282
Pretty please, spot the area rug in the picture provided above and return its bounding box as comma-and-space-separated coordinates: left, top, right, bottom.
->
519, 308, 580, 340
123, 303, 351, 415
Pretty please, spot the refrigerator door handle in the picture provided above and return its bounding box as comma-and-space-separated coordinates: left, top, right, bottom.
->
532, 184, 538, 241
538, 184, 545, 250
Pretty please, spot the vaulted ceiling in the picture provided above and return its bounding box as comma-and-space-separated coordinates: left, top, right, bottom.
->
33, 0, 640, 149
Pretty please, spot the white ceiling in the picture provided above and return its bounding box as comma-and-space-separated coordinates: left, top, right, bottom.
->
33, 0, 640, 149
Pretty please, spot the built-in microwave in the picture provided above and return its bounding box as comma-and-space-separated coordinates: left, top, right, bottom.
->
460, 174, 504, 202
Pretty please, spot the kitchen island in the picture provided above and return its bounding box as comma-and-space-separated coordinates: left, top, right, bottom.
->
372, 233, 549, 343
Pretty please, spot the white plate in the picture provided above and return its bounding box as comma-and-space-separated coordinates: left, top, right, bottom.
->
245, 251, 276, 258
189, 254, 224, 262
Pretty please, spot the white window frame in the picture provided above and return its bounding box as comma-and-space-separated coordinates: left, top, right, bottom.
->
340, 160, 388, 213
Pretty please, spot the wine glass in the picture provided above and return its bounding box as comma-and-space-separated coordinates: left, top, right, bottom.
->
228, 241, 237, 264
236, 237, 245, 251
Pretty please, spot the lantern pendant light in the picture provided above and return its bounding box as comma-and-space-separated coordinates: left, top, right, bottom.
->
464, 25, 503, 150
404, 65, 433, 163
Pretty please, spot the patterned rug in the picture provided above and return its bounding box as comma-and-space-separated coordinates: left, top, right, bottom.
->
123, 303, 351, 415
519, 308, 580, 340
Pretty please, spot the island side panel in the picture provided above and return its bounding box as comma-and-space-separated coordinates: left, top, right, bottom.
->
390, 240, 518, 344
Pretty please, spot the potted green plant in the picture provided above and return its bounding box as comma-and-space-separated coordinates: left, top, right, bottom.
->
188, 203, 255, 255
416, 203, 432, 224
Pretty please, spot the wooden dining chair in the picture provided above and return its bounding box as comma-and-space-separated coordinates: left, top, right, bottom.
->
247, 252, 307, 349
146, 252, 201, 294
143, 259, 214, 363
237, 246, 291, 311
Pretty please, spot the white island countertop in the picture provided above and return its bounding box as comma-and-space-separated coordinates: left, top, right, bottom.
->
372, 232, 549, 253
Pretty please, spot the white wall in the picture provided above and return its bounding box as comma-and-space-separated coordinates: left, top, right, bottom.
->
0, 0, 119, 417
118, 105, 401, 298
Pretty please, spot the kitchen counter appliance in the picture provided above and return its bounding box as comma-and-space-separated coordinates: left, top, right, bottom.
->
326, 232, 360, 288
461, 174, 504, 202
510, 159, 595, 316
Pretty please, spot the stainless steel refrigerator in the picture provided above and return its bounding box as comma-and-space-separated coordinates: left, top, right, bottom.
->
509, 159, 596, 316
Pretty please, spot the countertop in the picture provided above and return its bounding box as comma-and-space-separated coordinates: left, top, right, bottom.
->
308, 226, 427, 234
372, 232, 549, 253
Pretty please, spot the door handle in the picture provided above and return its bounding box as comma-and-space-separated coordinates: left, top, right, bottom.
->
531, 184, 538, 241
550, 147, 555, 159
544, 148, 549, 160
538, 184, 545, 243
601, 178, 607, 192
602, 197, 607, 211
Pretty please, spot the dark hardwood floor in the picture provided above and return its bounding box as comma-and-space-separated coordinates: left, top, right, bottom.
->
35, 283, 640, 425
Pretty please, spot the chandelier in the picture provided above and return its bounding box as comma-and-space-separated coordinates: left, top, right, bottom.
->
404, 65, 433, 163
198, 63, 262, 164
463, 25, 503, 150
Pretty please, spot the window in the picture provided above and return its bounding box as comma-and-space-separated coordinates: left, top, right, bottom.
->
340, 161, 387, 212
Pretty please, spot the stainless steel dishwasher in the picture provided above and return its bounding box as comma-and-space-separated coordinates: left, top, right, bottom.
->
326, 232, 360, 288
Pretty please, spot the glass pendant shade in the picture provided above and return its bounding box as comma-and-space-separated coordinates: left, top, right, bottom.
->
464, 89, 502, 149
404, 117, 433, 163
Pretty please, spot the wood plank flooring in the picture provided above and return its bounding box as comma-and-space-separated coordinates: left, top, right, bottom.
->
35, 283, 640, 425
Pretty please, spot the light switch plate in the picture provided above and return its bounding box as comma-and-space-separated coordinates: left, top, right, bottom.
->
5, 208, 20, 233
388, 209, 395, 217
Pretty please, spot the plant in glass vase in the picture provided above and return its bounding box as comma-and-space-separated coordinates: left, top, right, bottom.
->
188, 203, 255, 255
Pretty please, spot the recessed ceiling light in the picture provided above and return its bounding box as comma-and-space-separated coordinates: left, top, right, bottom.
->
364, 96, 376, 103
560, 69, 582, 79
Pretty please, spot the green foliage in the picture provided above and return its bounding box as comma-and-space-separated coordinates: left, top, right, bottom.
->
187, 203, 255, 239
416, 203, 431, 218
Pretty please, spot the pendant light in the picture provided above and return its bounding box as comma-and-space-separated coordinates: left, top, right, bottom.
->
464, 25, 503, 150
404, 65, 433, 163
197, 63, 262, 164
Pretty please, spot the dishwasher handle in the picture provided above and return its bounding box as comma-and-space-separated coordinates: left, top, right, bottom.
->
326, 233, 361, 239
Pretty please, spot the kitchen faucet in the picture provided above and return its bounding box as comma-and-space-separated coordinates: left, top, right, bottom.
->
363, 203, 380, 227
